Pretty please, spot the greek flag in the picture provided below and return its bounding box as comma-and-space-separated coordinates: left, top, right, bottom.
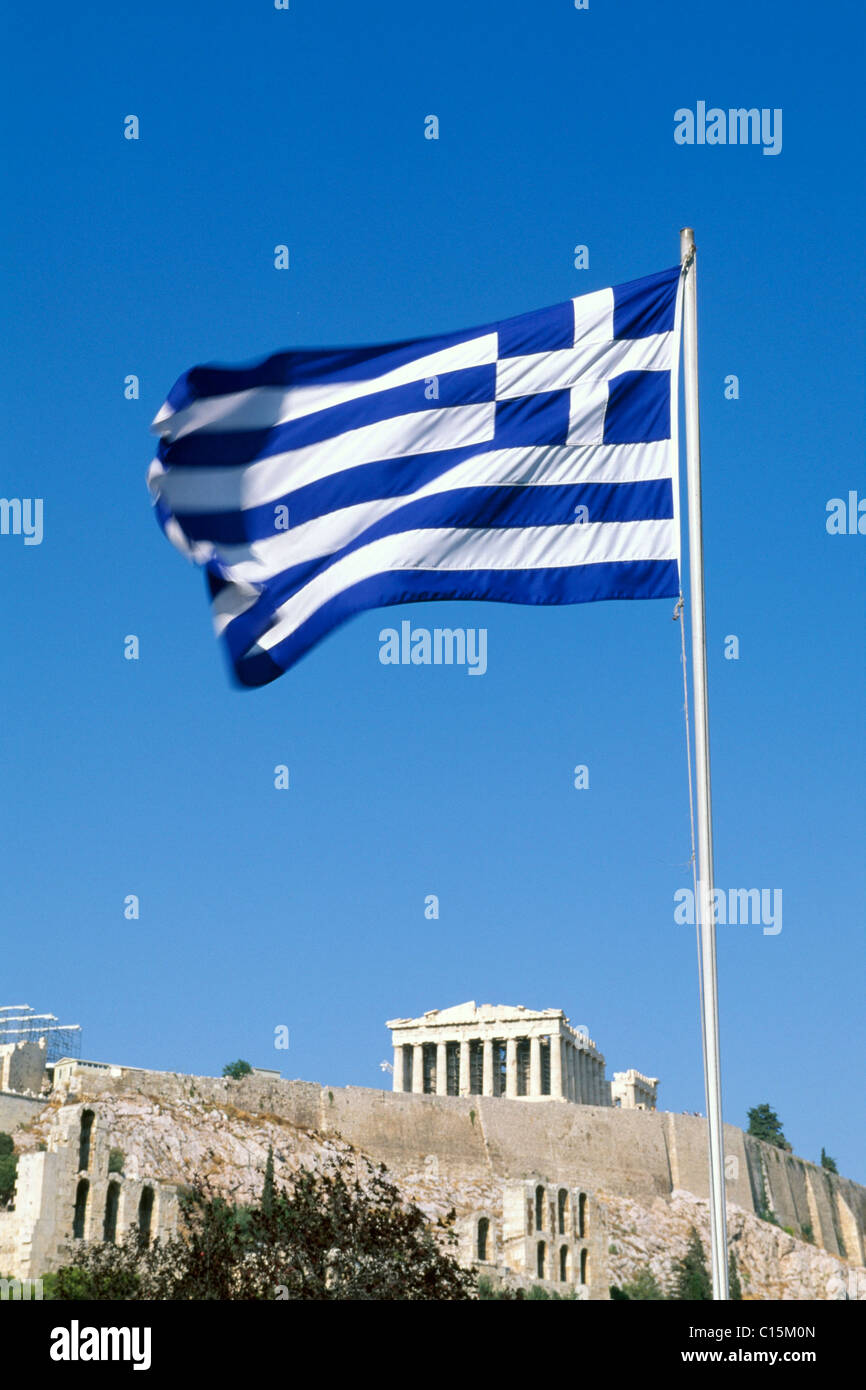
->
149, 265, 683, 686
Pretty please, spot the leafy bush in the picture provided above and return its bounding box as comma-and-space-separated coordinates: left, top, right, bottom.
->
0, 1136, 18, 1207
222, 1060, 253, 1081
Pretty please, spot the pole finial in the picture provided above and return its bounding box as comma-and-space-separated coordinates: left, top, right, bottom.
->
680, 227, 696, 263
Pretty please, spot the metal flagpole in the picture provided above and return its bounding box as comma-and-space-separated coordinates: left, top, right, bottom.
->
679, 227, 729, 1300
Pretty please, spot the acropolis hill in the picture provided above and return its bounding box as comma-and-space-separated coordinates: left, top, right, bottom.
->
1, 1003, 864, 1299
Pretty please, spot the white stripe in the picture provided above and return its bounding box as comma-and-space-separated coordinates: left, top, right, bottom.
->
152, 334, 499, 439
212, 581, 261, 636
256, 518, 676, 652
475, 440, 673, 486
568, 382, 609, 445
495, 332, 672, 399
209, 440, 675, 585
155, 402, 496, 514
669, 268, 685, 581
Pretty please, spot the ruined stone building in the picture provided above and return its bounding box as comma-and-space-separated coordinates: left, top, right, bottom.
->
0, 1103, 177, 1282
461, 1179, 603, 1295
611, 1069, 660, 1111
0, 1039, 48, 1095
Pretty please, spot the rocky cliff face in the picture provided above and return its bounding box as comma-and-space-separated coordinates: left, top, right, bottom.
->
599, 1191, 861, 1301
14, 1091, 863, 1300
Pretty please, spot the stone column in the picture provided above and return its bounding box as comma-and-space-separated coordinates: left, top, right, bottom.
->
566, 1043, 575, 1101
482, 1039, 494, 1096
529, 1036, 541, 1097
550, 1031, 563, 1099
505, 1038, 518, 1098
436, 1041, 447, 1096
411, 1044, 423, 1094
459, 1038, 470, 1096
393, 1045, 402, 1092
577, 1048, 586, 1104
591, 1057, 600, 1106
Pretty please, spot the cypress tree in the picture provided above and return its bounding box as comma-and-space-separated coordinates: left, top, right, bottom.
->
262, 1145, 275, 1220
670, 1227, 712, 1300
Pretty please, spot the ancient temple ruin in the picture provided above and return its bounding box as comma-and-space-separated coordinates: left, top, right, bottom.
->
387, 1001, 657, 1108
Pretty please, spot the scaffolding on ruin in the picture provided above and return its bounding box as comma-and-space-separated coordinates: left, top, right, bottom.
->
0, 1005, 82, 1064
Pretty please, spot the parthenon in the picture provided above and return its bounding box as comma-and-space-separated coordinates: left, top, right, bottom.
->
387, 1001, 655, 1107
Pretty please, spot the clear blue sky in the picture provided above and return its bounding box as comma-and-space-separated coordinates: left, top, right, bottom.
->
3, 1, 864, 1181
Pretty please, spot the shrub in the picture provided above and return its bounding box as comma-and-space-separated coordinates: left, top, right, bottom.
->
620, 1266, 666, 1301
222, 1060, 253, 1081
0, 1139, 18, 1207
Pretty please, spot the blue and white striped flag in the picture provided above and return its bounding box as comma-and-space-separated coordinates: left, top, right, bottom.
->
149, 265, 683, 686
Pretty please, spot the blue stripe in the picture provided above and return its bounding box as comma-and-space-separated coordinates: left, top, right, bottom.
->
159, 365, 496, 469
232, 560, 681, 686
174, 444, 494, 544
163, 324, 497, 413
612, 265, 680, 340
217, 480, 674, 659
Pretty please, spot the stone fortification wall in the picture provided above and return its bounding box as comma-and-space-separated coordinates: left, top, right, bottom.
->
0, 1092, 45, 1133
47, 1065, 866, 1266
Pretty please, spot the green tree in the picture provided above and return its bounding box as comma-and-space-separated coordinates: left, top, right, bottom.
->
620, 1265, 666, 1300
820, 1148, 838, 1175
262, 1146, 275, 1221
728, 1249, 742, 1300
108, 1148, 125, 1174
222, 1060, 253, 1081
51, 1153, 477, 1301
670, 1227, 712, 1301
0, 1134, 18, 1207
747, 1103, 788, 1149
